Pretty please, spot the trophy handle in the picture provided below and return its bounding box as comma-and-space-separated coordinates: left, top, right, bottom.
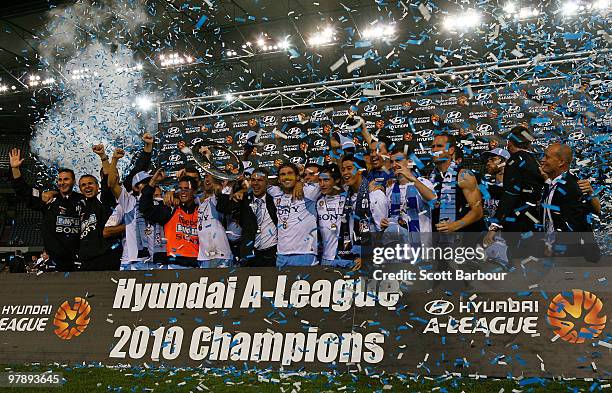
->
341, 115, 365, 131
190, 140, 245, 181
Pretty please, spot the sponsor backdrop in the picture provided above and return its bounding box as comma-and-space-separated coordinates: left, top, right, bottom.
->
0, 266, 610, 376
156, 79, 610, 176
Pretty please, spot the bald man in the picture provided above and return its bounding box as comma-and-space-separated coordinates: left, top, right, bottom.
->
540, 143, 600, 261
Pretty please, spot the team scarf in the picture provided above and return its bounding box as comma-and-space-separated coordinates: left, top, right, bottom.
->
429, 160, 459, 224
337, 178, 372, 260
389, 181, 421, 232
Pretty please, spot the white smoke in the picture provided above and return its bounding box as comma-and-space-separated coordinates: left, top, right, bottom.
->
31, 0, 156, 178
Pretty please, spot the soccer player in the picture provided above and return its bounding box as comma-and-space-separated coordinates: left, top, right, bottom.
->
303, 162, 321, 183
429, 133, 484, 233
480, 148, 510, 223
76, 144, 122, 270
269, 162, 321, 267
197, 174, 233, 268
9, 148, 82, 271
316, 164, 352, 267
216, 168, 278, 267
338, 155, 388, 270
106, 148, 157, 270
365, 137, 395, 185
139, 170, 200, 268
384, 148, 436, 235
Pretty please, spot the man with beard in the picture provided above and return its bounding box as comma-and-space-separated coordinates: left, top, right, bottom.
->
217, 168, 278, 267
9, 148, 82, 271
75, 144, 122, 270
338, 155, 388, 270
539, 143, 600, 261
269, 162, 321, 267
429, 133, 484, 233
483, 126, 545, 254
140, 170, 200, 268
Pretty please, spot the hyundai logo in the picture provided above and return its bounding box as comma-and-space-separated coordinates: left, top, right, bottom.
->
310, 110, 326, 119
389, 116, 405, 125
238, 133, 248, 143
168, 154, 182, 162
507, 106, 520, 114
263, 144, 276, 152
167, 127, 180, 136
416, 129, 433, 138
446, 111, 462, 120
424, 300, 455, 315
477, 124, 493, 133
417, 99, 432, 106
535, 86, 551, 95
287, 127, 302, 136
475, 93, 491, 101
313, 139, 327, 147
364, 104, 378, 112
191, 137, 203, 144
569, 131, 584, 140
289, 156, 303, 164
214, 121, 226, 128
261, 115, 276, 124
567, 100, 581, 110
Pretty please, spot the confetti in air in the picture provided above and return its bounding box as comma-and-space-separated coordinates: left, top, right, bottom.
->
31, 0, 158, 178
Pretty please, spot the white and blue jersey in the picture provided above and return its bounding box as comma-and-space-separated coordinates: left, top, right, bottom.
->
197, 194, 232, 261
268, 183, 321, 256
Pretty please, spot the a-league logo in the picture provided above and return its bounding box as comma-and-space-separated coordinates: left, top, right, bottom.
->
547, 289, 607, 344
53, 297, 91, 340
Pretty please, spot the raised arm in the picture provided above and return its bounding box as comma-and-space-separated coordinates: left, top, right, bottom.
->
9, 148, 24, 180
123, 132, 154, 191
9, 148, 45, 211
106, 147, 125, 200
91, 144, 116, 207
139, 169, 174, 225
456, 170, 484, 229
396, 166, 436, 201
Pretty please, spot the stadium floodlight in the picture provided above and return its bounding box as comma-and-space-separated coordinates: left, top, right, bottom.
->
134, 96, 154, 111
257, 37, 266, 47
160, 53, 193, 67
213, 90, 219, 95
308, 27, 335, 46
278, 39, 290, 49
591, 0, 610, 9
443, 10, 481, 31
562, 1, 580, 14
504, 2, 517, 14
0, 85, 8, 92
362, 24, 396, 40
515, 7, 540, 19
28, 75, 42, 87
225, 93, 234, 102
